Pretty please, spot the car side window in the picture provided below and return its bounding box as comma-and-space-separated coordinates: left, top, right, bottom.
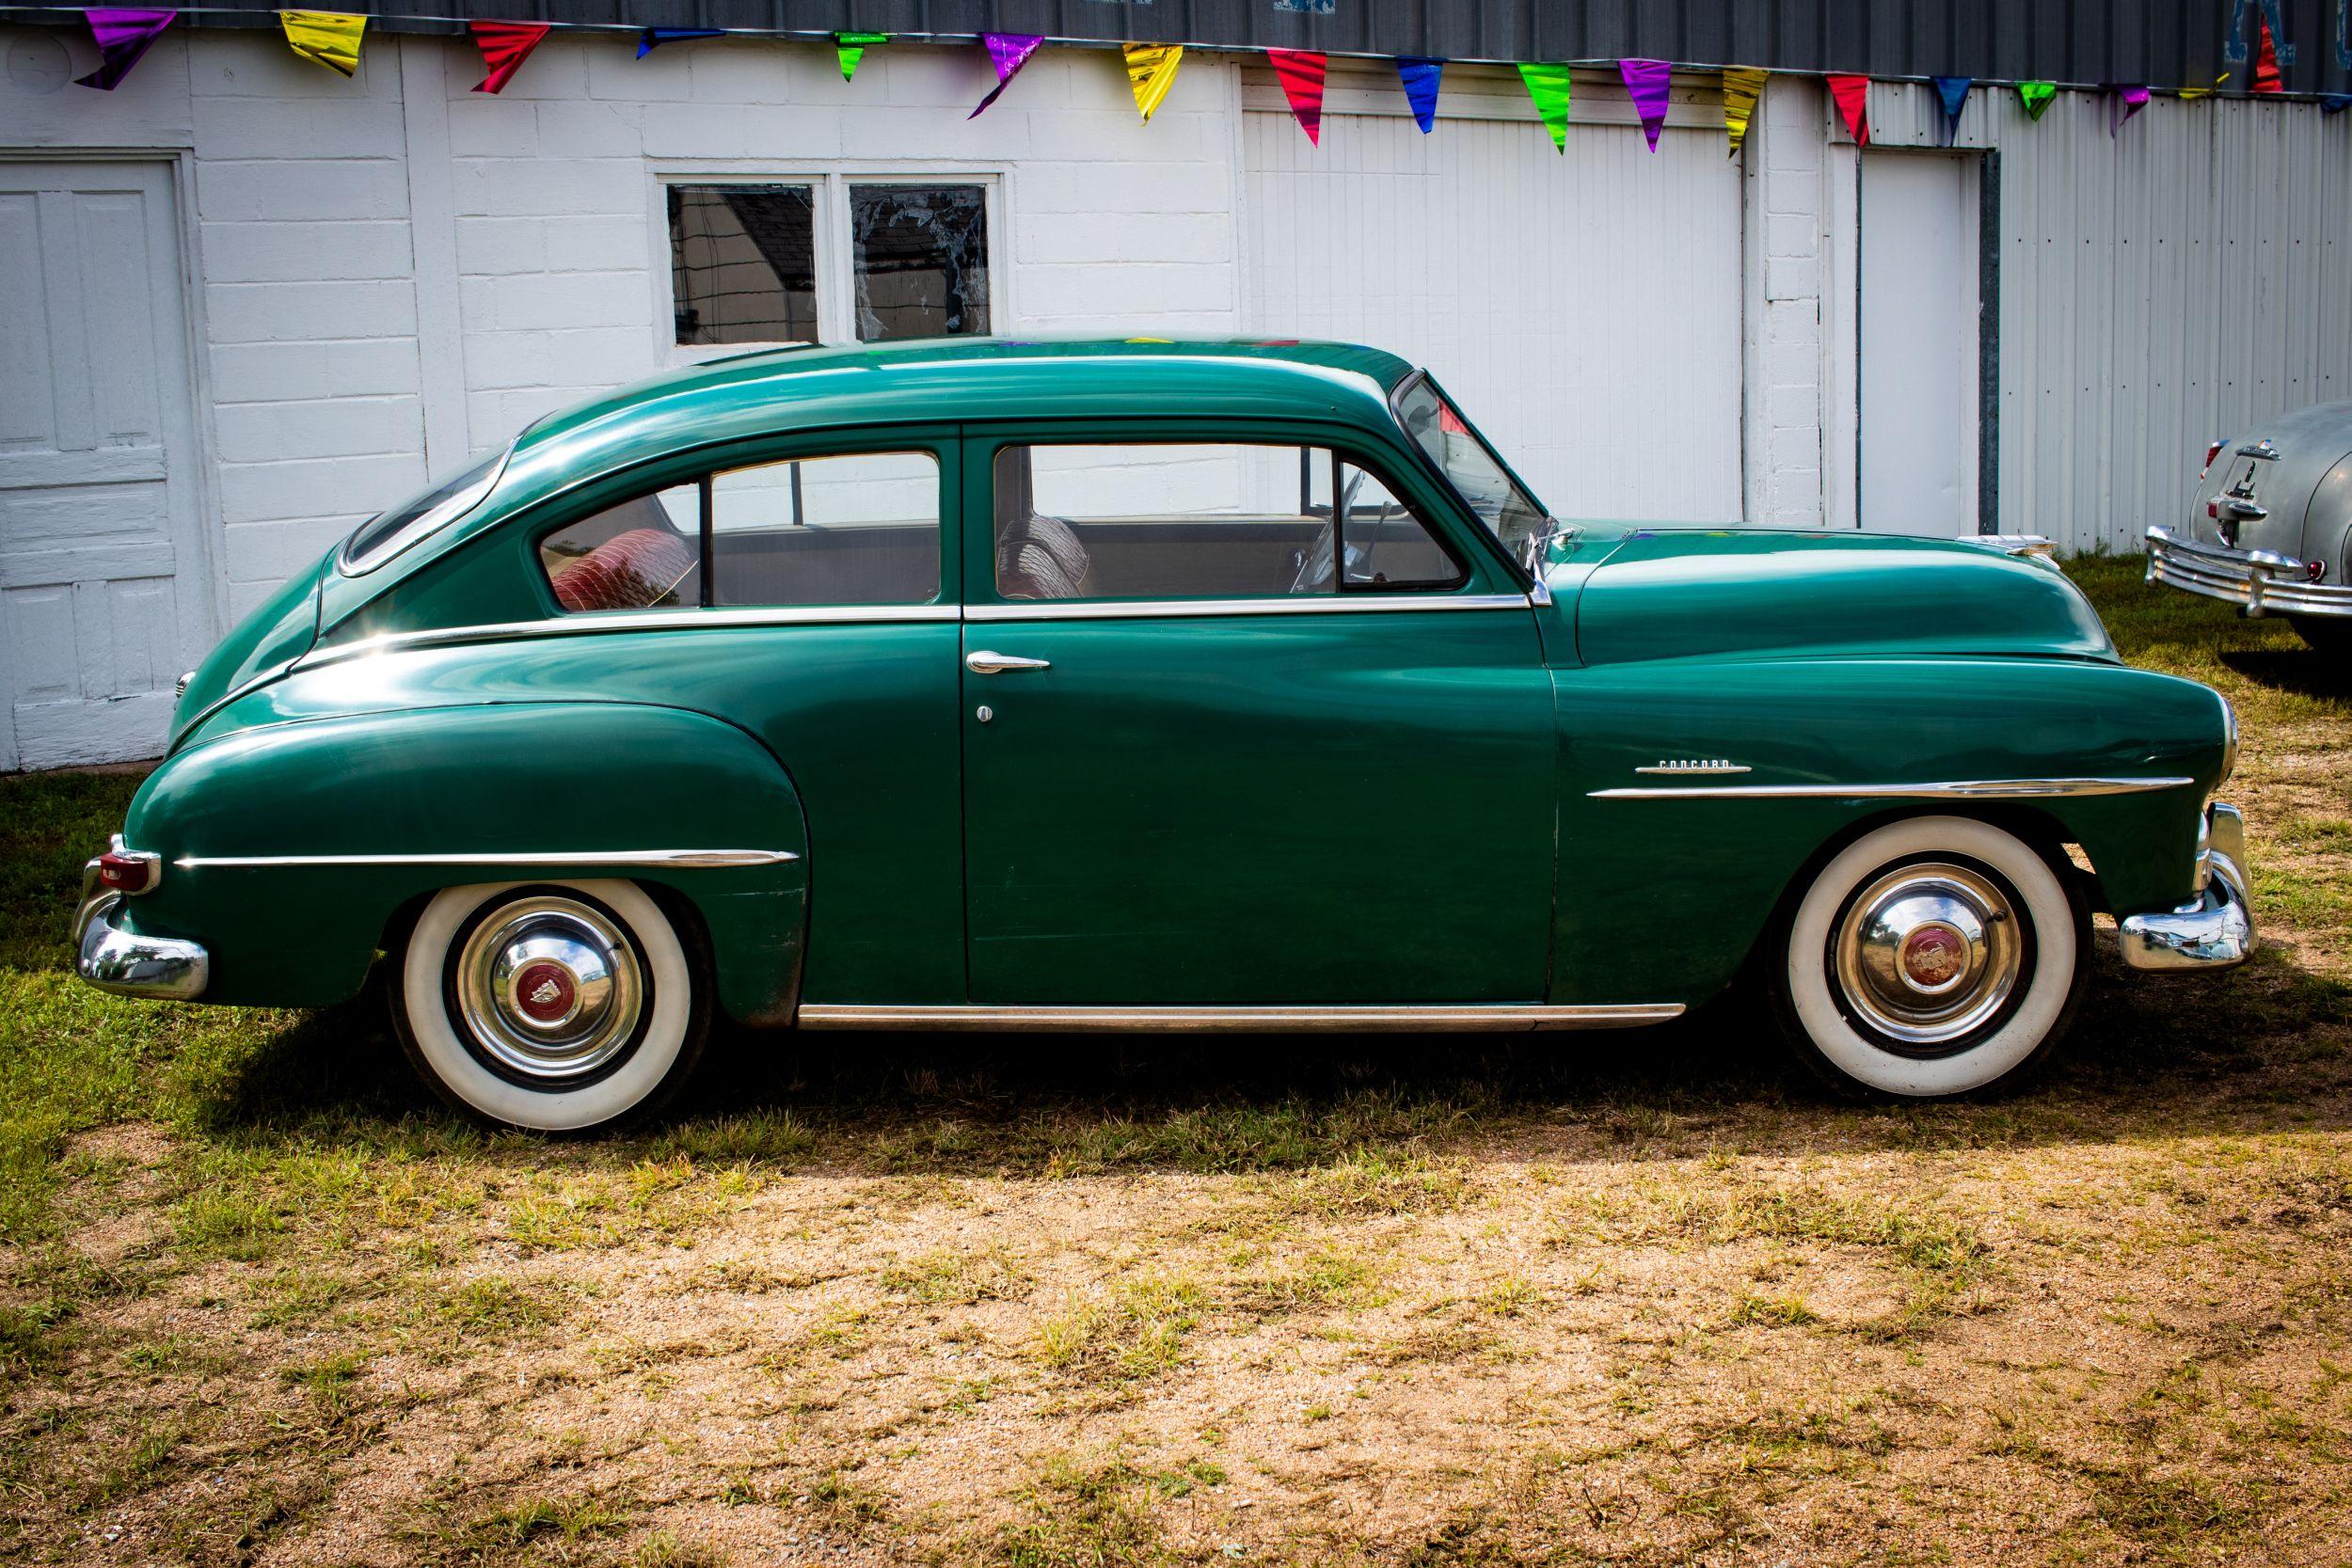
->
540, 451, 941, 611
991, 443, 1465, 602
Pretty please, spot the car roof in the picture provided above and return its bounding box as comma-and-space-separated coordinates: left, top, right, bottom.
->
500, 337, 1422, 494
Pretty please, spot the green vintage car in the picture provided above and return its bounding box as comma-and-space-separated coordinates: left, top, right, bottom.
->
74, 339, 2252, 1129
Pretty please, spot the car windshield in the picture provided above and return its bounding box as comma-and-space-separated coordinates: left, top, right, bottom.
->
1392, 375, 1551, 565
340, 447, 509, 574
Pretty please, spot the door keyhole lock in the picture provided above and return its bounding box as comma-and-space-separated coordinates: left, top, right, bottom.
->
976, 705, 993, 723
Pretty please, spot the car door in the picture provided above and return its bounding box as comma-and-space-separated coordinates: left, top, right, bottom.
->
958, 422, 1557, 1006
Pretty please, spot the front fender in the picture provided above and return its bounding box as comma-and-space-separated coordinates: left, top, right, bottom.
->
1553, 656, 2229, 1006
121, 702, 808, 1022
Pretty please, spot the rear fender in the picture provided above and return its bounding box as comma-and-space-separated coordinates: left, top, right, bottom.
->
121, 702, 808, 1022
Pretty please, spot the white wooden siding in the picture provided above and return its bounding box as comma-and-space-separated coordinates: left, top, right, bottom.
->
1242, 64, 1745, 524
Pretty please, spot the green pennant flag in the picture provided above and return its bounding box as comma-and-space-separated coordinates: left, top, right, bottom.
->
1518, 62, 1573, 150
2017, 80, 2058, 120
835, 31, 887, 82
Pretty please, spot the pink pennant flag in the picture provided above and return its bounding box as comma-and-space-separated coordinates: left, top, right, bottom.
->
74, 8, 176, 91
1269, 49, 1327, 145
1619, 59, 1672, 150
469, 21, 550, 94
969, 33, 1043, 118
2109, 83, 2150, 135
1827, 73, 1870, 145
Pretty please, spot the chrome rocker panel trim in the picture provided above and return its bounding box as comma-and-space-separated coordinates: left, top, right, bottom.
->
1589, 776, 2193, 801
2120, 802, 2255, 973
73, 852, 208, 1002
170, 848, 797, 870
2146, 526, 2352, 619
796, 1003, 1684, 1032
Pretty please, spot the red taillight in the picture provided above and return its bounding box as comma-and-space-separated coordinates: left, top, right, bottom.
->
2311, 560, 2328, 583
95, 849, 157, 895
2204, 440, 2225, 469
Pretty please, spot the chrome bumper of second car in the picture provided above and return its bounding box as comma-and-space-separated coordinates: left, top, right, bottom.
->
2118, 802, 2254, 973
72, 866, 209, 1002
2146, 527, 2352, 618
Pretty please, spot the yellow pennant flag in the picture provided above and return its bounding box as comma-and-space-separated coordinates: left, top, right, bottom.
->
1722, 67, 1769, 155
279, 10, 368, 76
1125, 43, 1184, 121
2176, 71, 2231, 100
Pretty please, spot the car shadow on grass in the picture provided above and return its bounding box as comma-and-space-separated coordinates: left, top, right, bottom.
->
185, 944, 2352, 1173
2217, 644, 2352, 698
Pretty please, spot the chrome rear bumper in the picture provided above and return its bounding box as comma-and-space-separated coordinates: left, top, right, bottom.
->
2146, 527, 2352, 618
2118, 802, 2255, 973
72, 864, 208, 1001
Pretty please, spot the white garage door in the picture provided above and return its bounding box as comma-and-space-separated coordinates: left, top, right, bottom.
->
0, 160, 211, 770
1243, 65, 1743, 523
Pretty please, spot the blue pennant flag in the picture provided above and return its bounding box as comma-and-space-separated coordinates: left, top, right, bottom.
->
1931, 75, 1972, 143
2323, 94, 2352, 114
638, 27, 724, 58
1395, 56, 1445, 133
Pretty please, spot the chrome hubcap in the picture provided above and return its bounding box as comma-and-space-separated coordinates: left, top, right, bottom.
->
1834, 862, 2024, 1048
455, 896, 643, 1080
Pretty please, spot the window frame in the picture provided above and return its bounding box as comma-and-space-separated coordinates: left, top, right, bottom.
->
518, 425, 962, 621
961, 421, 1505, 611
651, 167, 1009, 363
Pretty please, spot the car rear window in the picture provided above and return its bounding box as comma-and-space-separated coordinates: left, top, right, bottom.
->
341, 447, 508, 574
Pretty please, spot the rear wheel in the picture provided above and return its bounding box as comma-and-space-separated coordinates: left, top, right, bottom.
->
389, 879, 708, 1132
1770, 816, 2087, 1100
2289, 615, 2352, 656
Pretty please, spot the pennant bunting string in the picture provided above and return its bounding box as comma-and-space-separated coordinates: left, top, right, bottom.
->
1619, 58, 1672, 150
834, 32, 887, 81
1826, 72, 1870, 144
969, 32, 1043, 118
1721, 67, 1768, 155
74, 8, 176, 91
1268, 49, 1327, 144
1123, 43, 1183, 121
1518, 62, 1572, 150
2017, 80, 2058, 119
638, 28, 723, 59
1396, 55, 1443, 133
279, 10, 366, 77
469, 20, 550, 94
1931, 75, 1970, 143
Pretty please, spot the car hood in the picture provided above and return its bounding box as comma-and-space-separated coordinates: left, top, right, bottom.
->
1563, 527, 2116, 667
166, 548, 328, 752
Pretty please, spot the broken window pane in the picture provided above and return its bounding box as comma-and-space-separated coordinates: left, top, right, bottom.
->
850, 183, 990, 342
669, 184, 818, 345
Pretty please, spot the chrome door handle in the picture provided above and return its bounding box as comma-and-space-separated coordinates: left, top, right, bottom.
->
966, 650, 1052, 674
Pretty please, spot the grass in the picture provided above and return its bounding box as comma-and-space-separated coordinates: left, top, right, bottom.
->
0, 558, 2349, 1564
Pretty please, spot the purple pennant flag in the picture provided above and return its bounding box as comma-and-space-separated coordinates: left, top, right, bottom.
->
1931, 76, 1971, 143
1618, 59, 1672, 150
2109, 83, 2150, 135
969, 33, 1044, 119
1396, 56, 1444, 133
75, 8, 176, 91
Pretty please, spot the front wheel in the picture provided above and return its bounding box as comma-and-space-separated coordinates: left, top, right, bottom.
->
1770, 816, 2088, 1101
390, 879, 709, 1132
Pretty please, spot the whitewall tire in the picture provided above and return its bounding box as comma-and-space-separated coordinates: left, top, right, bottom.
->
1772, 816, 2088, 1100
389, 879, 708, 1132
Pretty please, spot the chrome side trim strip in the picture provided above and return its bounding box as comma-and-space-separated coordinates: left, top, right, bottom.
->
966, 594, 1533, 623
295, 603, 961, 671
1589, 776, 2194, 800
796, 1002, 1683, 1032
173, 847, 797, 870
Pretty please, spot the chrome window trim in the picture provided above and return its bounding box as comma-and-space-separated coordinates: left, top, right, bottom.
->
796, 1002, 1684, 1032
172, 848, 797, 870
1588, 776, 2194, 801
339, 436, 518, 577
294, 603, 961, 672
968, 594, 1534, 623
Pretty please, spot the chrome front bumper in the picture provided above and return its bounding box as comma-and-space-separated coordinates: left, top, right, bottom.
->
72, 863, 208, 1001
2118, 802, 2255, 973
2146, 527, 2352, 618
